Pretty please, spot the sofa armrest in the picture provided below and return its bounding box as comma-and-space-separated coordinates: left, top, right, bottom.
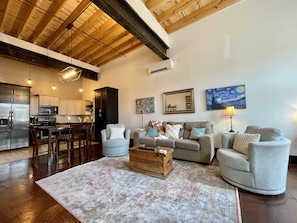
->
248, 138, 291, 189
133, 130, 147, 146
199, 133, 215, 163
101, 129, 107, 143
222, 133, 236, 149
124, 129, 131, 140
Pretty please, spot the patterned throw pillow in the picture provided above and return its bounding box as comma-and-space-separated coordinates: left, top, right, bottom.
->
233, 131, 260, 155
165, 124, 182, 139
189, 127, 206, 140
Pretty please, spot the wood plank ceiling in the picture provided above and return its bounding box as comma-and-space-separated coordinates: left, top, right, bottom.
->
0, 0, 239, 74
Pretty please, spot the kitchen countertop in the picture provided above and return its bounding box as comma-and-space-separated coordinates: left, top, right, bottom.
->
56, 122, 94, 125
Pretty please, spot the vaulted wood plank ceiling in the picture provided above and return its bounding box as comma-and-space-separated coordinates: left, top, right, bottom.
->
0, 0, 240, 72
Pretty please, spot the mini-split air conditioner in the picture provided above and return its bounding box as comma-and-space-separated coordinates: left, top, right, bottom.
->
147, 59, 173, 75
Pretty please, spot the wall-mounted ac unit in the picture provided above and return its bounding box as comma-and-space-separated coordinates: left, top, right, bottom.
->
147, 59, 173, 75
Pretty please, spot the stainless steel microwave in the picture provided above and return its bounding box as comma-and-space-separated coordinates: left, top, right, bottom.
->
39, 106, 58, 115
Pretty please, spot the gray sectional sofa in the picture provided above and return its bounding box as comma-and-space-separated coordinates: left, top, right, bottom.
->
133, 121, 215, 164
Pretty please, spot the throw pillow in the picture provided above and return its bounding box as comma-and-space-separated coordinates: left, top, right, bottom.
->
146, 127, 158, 137
109, 127, 125, 139
189, 127, 206, 140
165, 124, 182, 139
151, 120, 164, 135
233, 131, 260, 155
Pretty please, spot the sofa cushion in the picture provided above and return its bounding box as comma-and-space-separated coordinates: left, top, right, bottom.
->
183, 121, 211, 139
156, 139, 175, 148
146, 127, 158, 137
217, 148, 250, 172
244, 125, 261, 134
175, 139, 200, 151
258, 128, 283, 141
233, 132, 260, 155
189, 127, 206, 140
139, 137, 156, 147
165, 124, 183, 139
245, 126, 283, 141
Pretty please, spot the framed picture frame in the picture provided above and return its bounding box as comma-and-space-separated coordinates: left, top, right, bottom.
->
162, 88, 195, 114
136, 97, 155, 114
205, 84, 246, 110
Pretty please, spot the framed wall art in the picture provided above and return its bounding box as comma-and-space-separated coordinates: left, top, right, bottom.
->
162, 88, 195, 114
205, 84, 246, 110
136, 97, 155, 114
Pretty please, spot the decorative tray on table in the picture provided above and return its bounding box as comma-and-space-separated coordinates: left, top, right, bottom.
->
138, 146, 159, 151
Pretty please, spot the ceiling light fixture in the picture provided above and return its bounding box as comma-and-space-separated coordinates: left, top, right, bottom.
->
58, 66, 81, 82
27, 65, 32, 85
58, 23, 82, 82
52, 71, 57, 90
79, 78, 83, 92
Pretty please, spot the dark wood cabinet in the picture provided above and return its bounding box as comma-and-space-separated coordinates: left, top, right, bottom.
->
94, 87, 118, 142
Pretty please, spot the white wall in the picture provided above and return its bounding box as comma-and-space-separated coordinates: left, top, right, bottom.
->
88, 0, 297, 155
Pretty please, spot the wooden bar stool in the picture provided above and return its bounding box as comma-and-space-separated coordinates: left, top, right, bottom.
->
57, 124, 83, 164
29, 126, 58, 167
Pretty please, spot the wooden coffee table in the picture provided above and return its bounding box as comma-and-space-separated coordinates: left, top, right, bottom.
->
128, 145, 174, 179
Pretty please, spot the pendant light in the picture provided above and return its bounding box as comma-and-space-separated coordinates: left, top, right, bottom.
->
79, 78, 83, 92
27, 65, 32, 85
52, 70, 56, 90
58, 24, 82, 82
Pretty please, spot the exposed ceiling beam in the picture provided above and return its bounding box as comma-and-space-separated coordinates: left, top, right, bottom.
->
91, 0, 169, 60
0, 41, 98, 81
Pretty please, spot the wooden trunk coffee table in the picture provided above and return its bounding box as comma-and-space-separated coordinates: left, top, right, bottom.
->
129, 145, 174, 179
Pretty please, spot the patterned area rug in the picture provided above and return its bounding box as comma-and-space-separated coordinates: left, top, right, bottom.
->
36, 156, 242, 223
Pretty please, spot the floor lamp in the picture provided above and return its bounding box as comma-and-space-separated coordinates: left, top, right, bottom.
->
225, 106, 235, 132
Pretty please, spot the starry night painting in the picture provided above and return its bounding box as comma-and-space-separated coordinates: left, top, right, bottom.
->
206, 84, 246, 110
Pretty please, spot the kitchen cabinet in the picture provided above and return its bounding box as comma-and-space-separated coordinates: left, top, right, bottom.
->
39, 95, 59, 106
58, 99, 85, 115
58, 99, 67, 115
94, 87, 118, 142
75, 100, 84, 115
0, 84, 30, 104
30, 96, 39, 115
66, 100, 75, 115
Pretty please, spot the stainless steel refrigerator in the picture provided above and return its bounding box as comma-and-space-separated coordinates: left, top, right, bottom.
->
0, 103, 29, 151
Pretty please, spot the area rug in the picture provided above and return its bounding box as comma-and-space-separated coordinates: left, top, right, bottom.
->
36, 156, 242, 223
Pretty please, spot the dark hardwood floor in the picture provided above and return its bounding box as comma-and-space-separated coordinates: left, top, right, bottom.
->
0, 144, 296, 223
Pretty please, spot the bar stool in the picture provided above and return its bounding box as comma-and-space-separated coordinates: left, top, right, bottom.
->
57, 124, 83, 163
29, 125, 58, 167
82, 123, 93, 160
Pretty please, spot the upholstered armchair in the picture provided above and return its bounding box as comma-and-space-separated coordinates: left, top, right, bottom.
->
217, 126, 291, 195
101, 124, 130, 157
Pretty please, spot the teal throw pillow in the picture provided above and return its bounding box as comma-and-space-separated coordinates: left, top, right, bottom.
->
146, 127, 158, 137
189, 127, 206, 140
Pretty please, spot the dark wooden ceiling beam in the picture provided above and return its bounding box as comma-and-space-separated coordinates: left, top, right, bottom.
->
91, 0, 169, 60
0, 41, 98, 81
